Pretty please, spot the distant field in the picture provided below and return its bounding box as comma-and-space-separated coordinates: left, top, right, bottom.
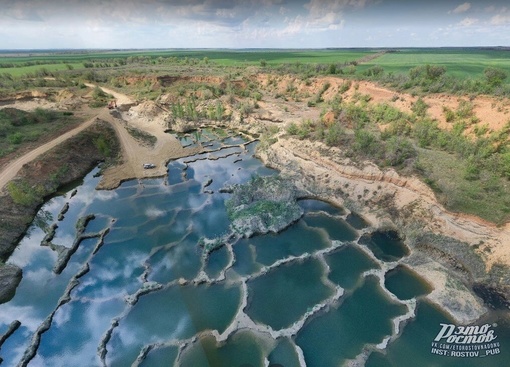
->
0, 48, 508, 80
0, 63, 84, 77
159, 50, 371, 65
358, 48, 510, 79
0, 49, 372, 75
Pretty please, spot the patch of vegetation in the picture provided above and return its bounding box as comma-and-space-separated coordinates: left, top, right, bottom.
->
0, 107, 78, 158
286, 93, 509, 223
171, 96, 202, 121
6, 180, 45, 207
125, 125, 157, 148
89, 86, 113, 108
225, 175, 303, 236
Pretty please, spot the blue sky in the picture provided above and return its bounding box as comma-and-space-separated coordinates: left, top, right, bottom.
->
1, 0, 510, 49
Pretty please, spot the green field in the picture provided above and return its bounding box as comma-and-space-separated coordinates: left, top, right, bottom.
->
157, 50, 371, 65
0, 49, 371, 64
0, 49, 372, 76
0, 63, 84, 77
1, 48, 508, 80
359, 48, 510, 79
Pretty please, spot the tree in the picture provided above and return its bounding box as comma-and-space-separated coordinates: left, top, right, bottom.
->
426, 64, 446, 80
484, 67, 507, 87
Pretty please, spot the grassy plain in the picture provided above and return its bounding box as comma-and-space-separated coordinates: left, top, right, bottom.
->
358, 48, 510, 79
0, 49, 370, 75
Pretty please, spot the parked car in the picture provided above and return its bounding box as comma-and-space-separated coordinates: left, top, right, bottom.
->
143, 163, 156, 169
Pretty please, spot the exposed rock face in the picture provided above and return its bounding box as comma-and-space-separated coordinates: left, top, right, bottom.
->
225, 175, 304, 237
256, 137, 508, 321
0, 264, 22, 304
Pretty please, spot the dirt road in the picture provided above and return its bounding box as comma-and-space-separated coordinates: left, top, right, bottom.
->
0, 114, 102, 193
0, 85, 135, 193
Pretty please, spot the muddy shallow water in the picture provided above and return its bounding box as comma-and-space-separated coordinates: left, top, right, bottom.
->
1, 137, 509, 367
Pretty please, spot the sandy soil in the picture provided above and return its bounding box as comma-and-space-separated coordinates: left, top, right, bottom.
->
96, 103, 202, 190
256, 73, 509, 136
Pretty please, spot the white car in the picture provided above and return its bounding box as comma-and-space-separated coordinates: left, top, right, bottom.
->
143, 163, 156, 169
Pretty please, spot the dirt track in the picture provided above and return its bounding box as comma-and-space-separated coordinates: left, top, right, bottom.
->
0, 113, 101, 193
0, 84, 204, 192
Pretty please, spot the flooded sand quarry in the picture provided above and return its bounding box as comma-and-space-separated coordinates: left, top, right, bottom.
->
1, 134, 509, 367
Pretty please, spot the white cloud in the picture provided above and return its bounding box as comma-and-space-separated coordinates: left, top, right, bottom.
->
303, 0, 365, 30
458, 17, 478, 27
490, 14, 510, 25
452, 2, 471, 14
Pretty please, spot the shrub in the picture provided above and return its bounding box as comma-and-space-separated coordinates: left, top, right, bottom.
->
286, 122, 299, 135
484, 67, 507, 87
94, 136, 111, 157
325, 122, 344, 146
443, 106, 455, 122
383, 119, 412, 138
456, 100, 474, 119
7, 180, 44, 207
339, 81, 351, 94
411, 97, 428, 117
364, 65, 384, 78
215, 101, 224, 121
8, 132, 23, 144
384, 136, 416, 166
353, 129, 380, 156
413, 119, 440, 147
371, 103, 402, 123
464, 157, 481, 181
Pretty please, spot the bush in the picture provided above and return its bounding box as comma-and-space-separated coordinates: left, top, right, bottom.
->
8, 132, 23, 144
413, 119, 440, 147
411, 97, 428, 117
371, 103, 402, 123
339, 81, 351, 94
94, 136, 111, 157
7, 180, 44, 207
353, 129, 380, 156
464, 157, 481, 181
484, 67, 507, 87
286, 122, 299, 135
443, 106, 455, 122
364, 65, 384, 78
384, 136, 416, 166
325, 122, 344, 146
456, 100, 474, 119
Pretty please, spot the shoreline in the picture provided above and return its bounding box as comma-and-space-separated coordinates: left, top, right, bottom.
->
1, 83, 508, 323
255, 136, 509, 323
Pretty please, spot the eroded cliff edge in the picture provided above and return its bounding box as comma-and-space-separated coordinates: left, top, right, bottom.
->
256, 136, 510, 322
